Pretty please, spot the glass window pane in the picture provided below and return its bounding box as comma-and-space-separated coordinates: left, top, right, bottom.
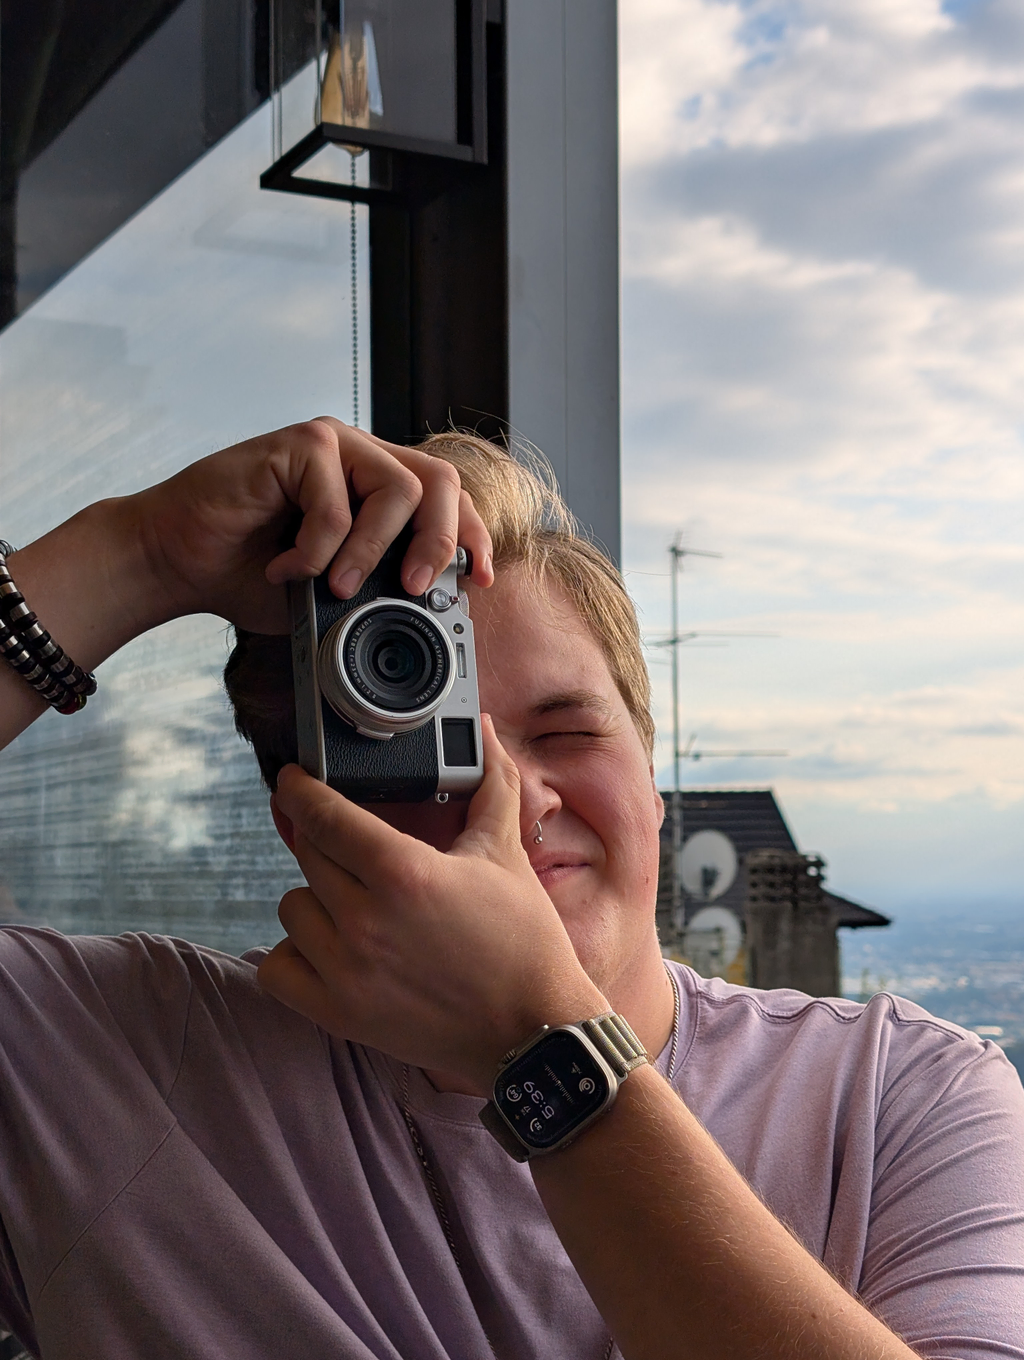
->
0, 99, 370, 951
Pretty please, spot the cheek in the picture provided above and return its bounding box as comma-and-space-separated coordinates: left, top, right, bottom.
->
567, 758, 662, 870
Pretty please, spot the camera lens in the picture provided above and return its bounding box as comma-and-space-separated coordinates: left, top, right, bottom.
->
373, 636, 423, 686
317, 600, 456, 737
346, 608, 448, 712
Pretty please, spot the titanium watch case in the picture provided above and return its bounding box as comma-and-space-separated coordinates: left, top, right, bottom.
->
479, 1015, 648, 1162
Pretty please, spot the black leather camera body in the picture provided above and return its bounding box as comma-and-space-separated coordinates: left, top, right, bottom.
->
289, 534, 484, 803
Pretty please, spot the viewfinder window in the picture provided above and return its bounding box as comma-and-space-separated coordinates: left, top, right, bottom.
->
441, 718, 477, 767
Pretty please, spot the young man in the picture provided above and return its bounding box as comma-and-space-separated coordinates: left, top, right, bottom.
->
0, 420, 1022, 1360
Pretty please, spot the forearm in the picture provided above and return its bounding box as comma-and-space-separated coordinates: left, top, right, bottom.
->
0, 497, 169, 750
532, 1064, 917, 1360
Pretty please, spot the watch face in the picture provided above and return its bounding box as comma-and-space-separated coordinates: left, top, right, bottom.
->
493, 1030, 612, 1150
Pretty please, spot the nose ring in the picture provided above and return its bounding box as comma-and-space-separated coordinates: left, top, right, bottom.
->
533, 820, 543, 845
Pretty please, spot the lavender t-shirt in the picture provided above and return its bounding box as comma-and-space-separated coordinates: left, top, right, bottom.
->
0, 927, 1022, 1359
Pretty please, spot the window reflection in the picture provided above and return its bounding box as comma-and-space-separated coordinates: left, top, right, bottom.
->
0, 98, 370, 951
272, 0, 458, 155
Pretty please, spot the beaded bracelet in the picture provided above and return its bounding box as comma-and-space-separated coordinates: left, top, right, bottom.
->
0, 541, 96, 714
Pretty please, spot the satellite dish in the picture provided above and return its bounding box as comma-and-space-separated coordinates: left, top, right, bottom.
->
684, 906, 743, 970
678, 829, 737, 901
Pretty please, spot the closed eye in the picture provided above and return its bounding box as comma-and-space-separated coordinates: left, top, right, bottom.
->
532, 729, 602, 743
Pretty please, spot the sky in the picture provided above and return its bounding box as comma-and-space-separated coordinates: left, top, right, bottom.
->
617, 0, 1024, 921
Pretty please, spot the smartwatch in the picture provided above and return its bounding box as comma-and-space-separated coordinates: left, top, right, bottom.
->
479, 1013, 648, 1161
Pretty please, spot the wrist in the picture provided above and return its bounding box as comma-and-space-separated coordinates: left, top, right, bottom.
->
491, 976, 609, 1066
452, 979, 608, 1099
8, 496, 178, 671
128, 482, 213, 625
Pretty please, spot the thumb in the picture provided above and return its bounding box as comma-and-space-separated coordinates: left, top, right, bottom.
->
449, 714, 526, 865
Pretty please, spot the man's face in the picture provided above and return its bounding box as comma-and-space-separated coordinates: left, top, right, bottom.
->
372, 570, 665, 994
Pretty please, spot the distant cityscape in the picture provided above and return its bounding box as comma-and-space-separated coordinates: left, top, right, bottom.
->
841, 908, 1024, 1081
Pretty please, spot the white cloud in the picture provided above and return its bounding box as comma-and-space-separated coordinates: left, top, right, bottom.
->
621, 0, 1024, 165
624, 212, 1024, 481
649, 665, 1024, 805
620, 0, 749, 164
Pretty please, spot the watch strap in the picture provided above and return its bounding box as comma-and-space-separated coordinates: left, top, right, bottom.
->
479, 1097, 533, 1162
578, 1012, 648, 1078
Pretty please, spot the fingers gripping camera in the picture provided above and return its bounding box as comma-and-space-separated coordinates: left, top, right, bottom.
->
289, 535, 484, 803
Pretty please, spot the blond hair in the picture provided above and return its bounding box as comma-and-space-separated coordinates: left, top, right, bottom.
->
418, 432, 655, 758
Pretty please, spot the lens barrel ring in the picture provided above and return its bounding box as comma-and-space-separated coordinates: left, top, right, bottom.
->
317, 598, 456, 738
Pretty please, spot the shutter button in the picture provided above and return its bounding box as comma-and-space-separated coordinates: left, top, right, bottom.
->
427, 588, 455, 611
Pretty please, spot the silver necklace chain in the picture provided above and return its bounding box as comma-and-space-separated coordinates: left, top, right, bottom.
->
400, 965, 683, 1360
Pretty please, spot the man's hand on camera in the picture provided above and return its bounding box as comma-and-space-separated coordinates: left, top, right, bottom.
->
0, 419, 492, 752
258, 715, 606, 1095
134, 417, 494, 634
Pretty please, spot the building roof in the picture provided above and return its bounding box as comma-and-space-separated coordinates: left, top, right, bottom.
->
658, 789, 890, 929
672, 790, 798, 855
822, 891, 890, 929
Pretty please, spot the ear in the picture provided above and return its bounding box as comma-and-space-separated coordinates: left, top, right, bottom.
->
270, 794, 297, 855
650, 765, 665, 827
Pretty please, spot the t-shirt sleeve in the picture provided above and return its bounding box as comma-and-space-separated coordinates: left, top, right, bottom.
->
860, 1032, 1024, 1358
0, 927, 194, 1347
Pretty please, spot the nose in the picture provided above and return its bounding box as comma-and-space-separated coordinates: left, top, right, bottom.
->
514, 753, 561, 847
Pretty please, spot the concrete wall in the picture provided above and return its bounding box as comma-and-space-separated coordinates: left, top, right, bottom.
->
745, 851, 841, 997
505, 0, 621, 562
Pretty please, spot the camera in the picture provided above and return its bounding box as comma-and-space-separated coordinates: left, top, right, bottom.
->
289, 532, 483, 803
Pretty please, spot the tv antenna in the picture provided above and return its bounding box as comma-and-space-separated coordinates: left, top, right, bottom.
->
680, 732, 788, 762
649, 534, 784, 927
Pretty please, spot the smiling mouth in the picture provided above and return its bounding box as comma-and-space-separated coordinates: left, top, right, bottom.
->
532, 860, 588, 887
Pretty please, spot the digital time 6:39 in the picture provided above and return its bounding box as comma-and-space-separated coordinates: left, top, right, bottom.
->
492, 1030, 612, 1150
